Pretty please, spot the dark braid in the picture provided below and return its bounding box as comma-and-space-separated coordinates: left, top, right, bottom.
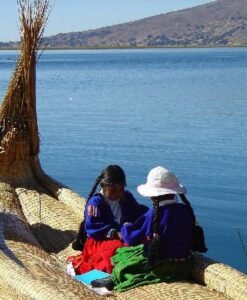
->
146, 198, 162, 269
179, 194, 196, 224
180, 193, 208, 253
152, 198, 161, 238
78, 173, 105, 246
87, 173, 104, 203
72, 172, 104, 251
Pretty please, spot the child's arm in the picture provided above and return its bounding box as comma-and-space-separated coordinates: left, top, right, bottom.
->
121, 209, 153, 246
85, 196, 119, 240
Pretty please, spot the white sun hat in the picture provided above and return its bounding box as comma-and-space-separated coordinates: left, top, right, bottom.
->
137, 166, 186, 197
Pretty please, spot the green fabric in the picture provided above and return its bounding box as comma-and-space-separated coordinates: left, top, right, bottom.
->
111, 245, 193, 292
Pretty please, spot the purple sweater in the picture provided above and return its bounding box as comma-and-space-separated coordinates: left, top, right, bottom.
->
121, 203, 194, 259
85, 191, 148, 240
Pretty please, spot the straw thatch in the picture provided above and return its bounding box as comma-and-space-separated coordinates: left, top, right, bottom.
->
0, 1, 246, 299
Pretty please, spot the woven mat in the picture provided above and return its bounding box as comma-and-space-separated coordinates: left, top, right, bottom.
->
0, 241, 104, 300
0, 176, 246, 300
0, 240, 229, 300
114, 281, 229, 300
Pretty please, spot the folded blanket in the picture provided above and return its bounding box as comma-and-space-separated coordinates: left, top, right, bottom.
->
111, 245, 193, 292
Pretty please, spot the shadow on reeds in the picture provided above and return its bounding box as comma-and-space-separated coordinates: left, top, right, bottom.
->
0, 213, 30, 269
192, 253, 217, 285
0, 212, 76, 263
31, 223, 76, 254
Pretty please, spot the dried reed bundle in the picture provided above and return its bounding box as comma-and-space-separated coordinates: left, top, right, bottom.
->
0, 0, 84, 274
0, 0, 49, 165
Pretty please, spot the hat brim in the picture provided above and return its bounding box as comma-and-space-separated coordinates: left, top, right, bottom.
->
137, 184, 186, 197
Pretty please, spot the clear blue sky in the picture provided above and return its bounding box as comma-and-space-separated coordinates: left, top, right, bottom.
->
0, 0, 215, 42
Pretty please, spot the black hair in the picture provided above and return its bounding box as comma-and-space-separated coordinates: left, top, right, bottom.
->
85, 164, 126, 200
146, 198, 162, 269
87, 174, 104, 201
99, 165, 126, 187
86, 164, 126, 201
179, 194, 196, 224
180, 194, 208, 253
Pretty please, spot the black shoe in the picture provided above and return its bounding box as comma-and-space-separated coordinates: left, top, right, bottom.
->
71, 239, 83, 251
91, 276, 115, 291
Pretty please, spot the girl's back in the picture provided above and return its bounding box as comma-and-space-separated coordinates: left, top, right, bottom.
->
159, 203, 193, 259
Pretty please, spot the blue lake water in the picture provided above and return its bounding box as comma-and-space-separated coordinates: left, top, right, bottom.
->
0, 48, 247, 274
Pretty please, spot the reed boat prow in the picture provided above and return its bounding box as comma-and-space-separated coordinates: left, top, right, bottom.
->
0, 1, 246, 299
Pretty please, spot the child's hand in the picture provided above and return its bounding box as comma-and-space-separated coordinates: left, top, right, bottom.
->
116, 232, 123, 240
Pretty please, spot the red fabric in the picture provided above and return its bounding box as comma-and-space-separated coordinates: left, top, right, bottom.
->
67, 238, 124, 274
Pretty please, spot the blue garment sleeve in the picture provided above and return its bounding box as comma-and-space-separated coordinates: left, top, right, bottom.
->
122, 191, 149, 223
121, 209, 153, 246
85, 195, 119, 240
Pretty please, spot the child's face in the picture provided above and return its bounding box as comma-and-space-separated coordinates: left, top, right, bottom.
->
103, 184, 124, 201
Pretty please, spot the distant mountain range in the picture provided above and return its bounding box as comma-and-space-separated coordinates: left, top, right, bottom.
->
1, 0, 247, 48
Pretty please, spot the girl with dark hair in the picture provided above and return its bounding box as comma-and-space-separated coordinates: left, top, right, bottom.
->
92, 166, 206, 292
67, 165, 148, 275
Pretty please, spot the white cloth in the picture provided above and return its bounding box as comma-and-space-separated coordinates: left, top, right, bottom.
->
100, 189, 122, 224
105, 198, 122, 224
159, 197, 177, 207
66, 262, 76, 276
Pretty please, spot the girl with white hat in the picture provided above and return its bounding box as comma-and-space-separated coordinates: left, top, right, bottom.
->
92, 166, 204, 292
